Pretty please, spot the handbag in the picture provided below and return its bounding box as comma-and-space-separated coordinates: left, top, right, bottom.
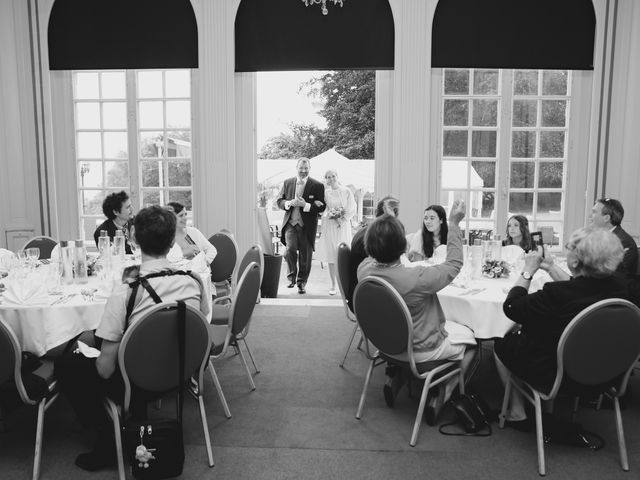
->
439, 393, 493, 436
121, 300, 188, 479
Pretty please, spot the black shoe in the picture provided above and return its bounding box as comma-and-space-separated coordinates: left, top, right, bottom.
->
383, 384, 395, 408
75, 450, 117, 472
505, 418, 534, 433
287, 282, 296, 288
298, 284, 306, 294
423, 387, 440, 425
383, 374, 405, 408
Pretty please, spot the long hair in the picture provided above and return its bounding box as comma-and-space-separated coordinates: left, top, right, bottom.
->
505, 214, 533, 252
421, 205, 448, 259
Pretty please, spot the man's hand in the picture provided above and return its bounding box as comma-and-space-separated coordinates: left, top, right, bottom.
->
291, 196, 306, 208
313, 200, 324, 208
448, 200, 466, 225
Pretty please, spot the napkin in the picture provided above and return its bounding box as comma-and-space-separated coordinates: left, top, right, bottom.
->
2, 280, 50, 306
0, 249, 15, 273
76, 340, 100, 358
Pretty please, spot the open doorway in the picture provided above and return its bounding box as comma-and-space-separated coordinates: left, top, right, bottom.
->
256, 70, 376, 299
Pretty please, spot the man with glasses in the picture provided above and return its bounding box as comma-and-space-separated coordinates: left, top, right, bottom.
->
590, 197, 638, 274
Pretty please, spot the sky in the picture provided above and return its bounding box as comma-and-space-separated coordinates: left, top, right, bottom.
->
256, 71, 329, 150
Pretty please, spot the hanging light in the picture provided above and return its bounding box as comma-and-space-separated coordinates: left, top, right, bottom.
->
302, 0, 344, 16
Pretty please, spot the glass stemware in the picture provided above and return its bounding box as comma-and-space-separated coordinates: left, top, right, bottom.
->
26, 247, 40, 266
17, 249, 28, 267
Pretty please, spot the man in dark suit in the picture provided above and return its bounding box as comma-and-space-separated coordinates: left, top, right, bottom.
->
277, 158, 326, 294
590, 197, 638, 274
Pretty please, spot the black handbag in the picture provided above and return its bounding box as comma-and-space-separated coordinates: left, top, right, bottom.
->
439, 393, 493, 436
121, 300, 188, 479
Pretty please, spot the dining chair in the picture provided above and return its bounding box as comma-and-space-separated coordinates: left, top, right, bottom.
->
102, 302, 215, 479
21, 236, 58, 260
236, 244, 264, 304
209, 262, 262, 406
208, 231, 239, 298
336, 242, 367, 367
353, 276, 464, 446
0, 320, 59, 480
498, 298, 640, 476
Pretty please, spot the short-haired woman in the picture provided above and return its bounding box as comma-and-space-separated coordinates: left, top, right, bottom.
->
495, 228, 640, 428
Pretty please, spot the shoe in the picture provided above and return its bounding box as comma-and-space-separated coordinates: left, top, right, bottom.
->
75, 449, 117, 472
383, 373, 405, 408
287, 282, 296, 288
298, 285, 306, 294
424, 387, 440, 426
328, 288, 337, 295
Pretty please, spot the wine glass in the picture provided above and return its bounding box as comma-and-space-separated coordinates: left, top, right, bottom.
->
26, 247, 40, 266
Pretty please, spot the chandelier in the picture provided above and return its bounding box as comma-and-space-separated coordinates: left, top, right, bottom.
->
302, 0, 344, 16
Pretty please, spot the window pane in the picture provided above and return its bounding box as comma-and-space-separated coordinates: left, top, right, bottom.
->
509, 192, 533, 215
442, 161, 468, 188
473, 70, 498, 95
444, 69, 469, 95
537, 192, 562, 217
541, 100, 566, 127
74, 72, 99, 99
140, 131, 163, 158
514, 70, 538, 95
168, 190, 192, 210
77, 132, 102, 158
82, 190, 104, 215
76, 103, 101, 129
166, 101, 190, 129
165, 70, 190, 97
102, 102, 127, 129
166, 131, 191, 157
137, 71, 163, 98
82, 218, 101, 244
471, 161, 495, 188
472, 192, 495, 219
443, 130, 468, 156
167, 161, 191, 186
100, 72, 126, 99
142, 190, 160, 207
105, 161, 129, 187
471, 131, 496, 157
542, 71, 568, 95
443, 100, 468, 126
539, 162, 563, 188
139, 101, 164, 129
512, 100, 537, 127
103, 132, 128, 158
540, 131, 565, 158
511, 131, 536, 158
510, 162, 535, 188
472, 100, 498, 126
141, 161, 160, 187
78, 162, 102, 188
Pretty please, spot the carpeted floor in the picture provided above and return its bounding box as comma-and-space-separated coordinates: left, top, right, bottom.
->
1, 304, 639, 479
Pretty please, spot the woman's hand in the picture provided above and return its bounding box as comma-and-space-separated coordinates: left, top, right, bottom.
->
448, 200, 466, 225
182, 243, 201, 260
407, 250, 424, 262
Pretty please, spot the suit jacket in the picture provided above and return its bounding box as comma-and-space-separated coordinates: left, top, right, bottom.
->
495, 274, 640, 393
613, 225, 639, 274
276, 176, 326, 249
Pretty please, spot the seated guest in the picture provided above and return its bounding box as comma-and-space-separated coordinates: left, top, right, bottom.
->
55, 205, 209, 472
358, 200, 476, 420
503, 214, 533, 252
349, 196, 400, 303
589, 197, 638, 273
494, 228, 640, 429
406, 204, 448, 262
165, 201, 217, 265
93, 190, 134, 255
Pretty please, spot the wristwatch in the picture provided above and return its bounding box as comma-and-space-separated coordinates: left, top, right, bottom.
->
520, 271, 533, 281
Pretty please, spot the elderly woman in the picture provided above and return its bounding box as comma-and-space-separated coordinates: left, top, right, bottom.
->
165, 202, 217, 266
357, 200, 476, 419
406, 204, 448, 262
495, 227, 640, 427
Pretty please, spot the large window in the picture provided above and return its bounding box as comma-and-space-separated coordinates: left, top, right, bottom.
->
73, 70, 192, 241
439, 69, 570, 246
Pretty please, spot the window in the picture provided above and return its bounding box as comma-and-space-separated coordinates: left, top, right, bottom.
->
439, 69, 570, 246
73, 70, 192, 241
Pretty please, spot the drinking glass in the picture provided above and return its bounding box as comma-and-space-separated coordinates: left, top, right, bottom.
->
26, 247, 40, 265
17, 249, 28, 266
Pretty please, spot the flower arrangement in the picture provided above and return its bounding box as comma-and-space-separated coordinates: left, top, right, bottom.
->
328, 207, 346, 228
481, 259, 511, 279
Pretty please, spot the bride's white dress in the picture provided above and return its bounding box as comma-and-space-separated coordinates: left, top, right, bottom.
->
317, 186, 356, 263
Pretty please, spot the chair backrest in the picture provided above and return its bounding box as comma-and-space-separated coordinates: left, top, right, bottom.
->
21, 236, 58, 259
118, 302, 212, 412
208, 231, 239, 283
0, 320, 32, 404
636, 246, 640, 275
237, 244, 264, 286
229, 262, 261, 336
552, 298, 640, 396
353, 276, 412, 357
336, 242, 354, 315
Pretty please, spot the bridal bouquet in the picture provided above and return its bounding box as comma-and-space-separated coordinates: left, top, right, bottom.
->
328, 207, 346, 228
481, 259, 511, 279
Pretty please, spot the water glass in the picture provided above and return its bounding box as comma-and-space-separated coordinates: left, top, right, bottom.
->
26, 247, 40, 266
17, 249, 28, 266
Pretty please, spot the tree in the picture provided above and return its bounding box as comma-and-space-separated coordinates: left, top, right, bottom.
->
258, 70, 375, 159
